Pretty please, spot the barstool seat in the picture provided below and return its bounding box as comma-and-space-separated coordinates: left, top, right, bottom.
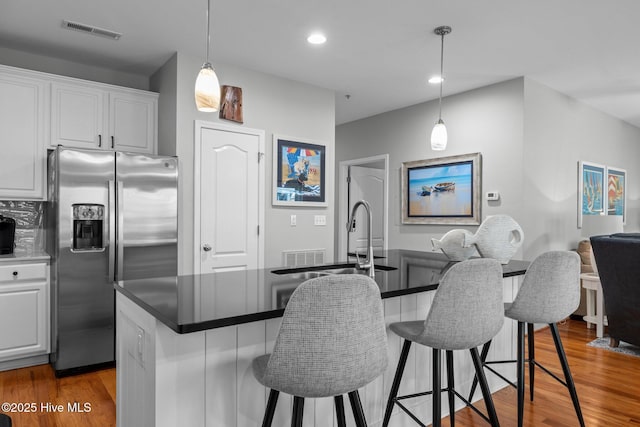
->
469, 251, 585, 427
252, 274, 388, 427
383, 258, 505, 427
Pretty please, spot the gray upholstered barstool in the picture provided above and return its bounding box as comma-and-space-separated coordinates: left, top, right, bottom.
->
252, 274, 388, 426
468, 251, 585, 427
382, 258, 504, 427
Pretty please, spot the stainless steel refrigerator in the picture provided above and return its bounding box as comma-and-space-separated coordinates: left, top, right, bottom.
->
46, 146, 178, 375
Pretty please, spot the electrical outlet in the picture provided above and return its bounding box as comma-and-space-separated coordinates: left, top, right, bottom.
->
290, 215, 296, 226
314, 215, 326, 226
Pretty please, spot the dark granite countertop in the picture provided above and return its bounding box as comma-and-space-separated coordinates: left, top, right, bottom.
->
115, 249, 529, 334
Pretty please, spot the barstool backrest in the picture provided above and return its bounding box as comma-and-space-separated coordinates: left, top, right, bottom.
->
420, 258, 504, 350
506, 251, 580, 324
262, 274, 388, 398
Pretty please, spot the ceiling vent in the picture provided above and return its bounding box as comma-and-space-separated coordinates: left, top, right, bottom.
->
62, 20, 122, 40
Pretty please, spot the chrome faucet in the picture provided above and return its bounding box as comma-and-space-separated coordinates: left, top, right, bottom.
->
347, 200, 375, 279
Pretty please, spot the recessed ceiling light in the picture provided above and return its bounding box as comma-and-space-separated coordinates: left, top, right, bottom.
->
428, 76, 444, 84
307, 33, 327, 45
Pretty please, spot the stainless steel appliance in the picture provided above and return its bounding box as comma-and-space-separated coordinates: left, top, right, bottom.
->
46, 146, 178, 375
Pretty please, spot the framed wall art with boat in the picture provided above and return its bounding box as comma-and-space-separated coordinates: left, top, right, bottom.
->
401, 152, 482, 225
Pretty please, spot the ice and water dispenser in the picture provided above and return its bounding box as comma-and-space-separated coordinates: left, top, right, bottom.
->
72, 204, 104, 251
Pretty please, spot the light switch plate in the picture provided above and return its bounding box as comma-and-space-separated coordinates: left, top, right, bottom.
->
314, 215, 326, 226
486, 191, 500, 201
290, 215, 297, 226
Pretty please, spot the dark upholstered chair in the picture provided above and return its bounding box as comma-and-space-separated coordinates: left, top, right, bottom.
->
0, 414, 11, 427
590, 233, 640, 347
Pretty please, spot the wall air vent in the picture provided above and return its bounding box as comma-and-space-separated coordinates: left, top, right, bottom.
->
62, 20, 122, 40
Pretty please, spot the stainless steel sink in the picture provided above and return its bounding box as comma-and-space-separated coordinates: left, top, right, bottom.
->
271, 263, 397, 276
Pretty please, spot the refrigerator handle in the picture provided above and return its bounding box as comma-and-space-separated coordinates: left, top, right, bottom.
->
108, 180, 116, 281
117, 180, 125, 281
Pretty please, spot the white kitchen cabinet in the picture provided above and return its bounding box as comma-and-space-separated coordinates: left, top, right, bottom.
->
51, 81, 157, 153
0, 262, 50, 366
0, 66, 47, 200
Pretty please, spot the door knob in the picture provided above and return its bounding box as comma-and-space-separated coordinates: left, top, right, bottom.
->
203, 244, 212, 252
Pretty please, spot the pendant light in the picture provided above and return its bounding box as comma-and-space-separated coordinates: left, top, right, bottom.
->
430, 26, 451, 151
195, 0, 220, 112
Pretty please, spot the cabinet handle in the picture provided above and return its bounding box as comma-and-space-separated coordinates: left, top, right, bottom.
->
98, 134, 102, 147
111, 136, 115, 149
12, 271, 18, 277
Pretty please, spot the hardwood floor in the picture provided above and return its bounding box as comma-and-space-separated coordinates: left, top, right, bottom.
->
0, 319, 638, 426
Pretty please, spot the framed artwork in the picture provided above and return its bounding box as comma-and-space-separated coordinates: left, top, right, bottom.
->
578, 161, 605, 228
272, 135, 326, 206
401, 152, 482, 225
219, 85, 243, 123
606, 166, 626, 224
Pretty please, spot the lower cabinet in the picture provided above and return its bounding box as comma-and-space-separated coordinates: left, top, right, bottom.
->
116, 276, 522, 427
0, 262, 49, 367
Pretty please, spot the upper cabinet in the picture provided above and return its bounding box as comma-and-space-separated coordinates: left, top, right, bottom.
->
51, 82, 157, 153
0, 67, 47, 200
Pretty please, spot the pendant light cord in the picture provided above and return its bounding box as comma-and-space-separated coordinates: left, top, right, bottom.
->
205, 0, 211, 64
438, 31, 444, 121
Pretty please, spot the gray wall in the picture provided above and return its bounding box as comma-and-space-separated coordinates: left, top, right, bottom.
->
336, 78, 525, 256
152, 52, 335, 273
336, 77, 640, 261
522, 78, 640, 257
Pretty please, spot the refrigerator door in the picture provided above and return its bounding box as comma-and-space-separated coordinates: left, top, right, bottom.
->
116, 152, 178, 281
52, 147, 116, 372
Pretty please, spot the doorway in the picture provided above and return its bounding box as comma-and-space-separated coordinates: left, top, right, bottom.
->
193, 121, 265, 274
338, 154, 389, 260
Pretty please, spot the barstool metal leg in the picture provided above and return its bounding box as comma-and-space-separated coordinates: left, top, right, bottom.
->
334, 395, 346, 427
348, 390, 368, 427
468, 340, 492, 402
382, 339, 412, 427
291, 396, 304, 427
470, 347, 501, 427
446, 350, 456, 427
549, 323, 586, 427
516, 321, 525, 427
433, 348, 442, 427
262, 389, 280, 427
527, 322, 535, 402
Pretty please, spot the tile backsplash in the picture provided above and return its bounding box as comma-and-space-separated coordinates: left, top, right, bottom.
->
0, 200, 45, 251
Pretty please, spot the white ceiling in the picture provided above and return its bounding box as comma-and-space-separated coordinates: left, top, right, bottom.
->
2, 0, 639, 127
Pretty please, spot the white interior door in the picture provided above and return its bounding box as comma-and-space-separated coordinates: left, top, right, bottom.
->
348, 165, 385, 256
196, 122, 265, 273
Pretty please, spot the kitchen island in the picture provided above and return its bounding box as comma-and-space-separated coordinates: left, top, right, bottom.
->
115, 250, 528, 427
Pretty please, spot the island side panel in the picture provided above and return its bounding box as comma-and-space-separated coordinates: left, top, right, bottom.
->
116, 275, 521, 427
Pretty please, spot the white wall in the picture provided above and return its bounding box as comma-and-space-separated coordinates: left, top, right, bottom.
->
152, 52, 335, 273
0, 45, 149, 90
336, 78, 525, 255
336, 77, 640, 261
522, 78, 640, 257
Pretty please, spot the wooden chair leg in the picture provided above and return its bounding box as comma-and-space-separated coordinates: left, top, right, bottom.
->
262, 389, 279, 427
550, 323, 586, 427
348, 390, 368, 427
334, 395, 346, 427
382, 339, 412, 427
291, 396, 304, 427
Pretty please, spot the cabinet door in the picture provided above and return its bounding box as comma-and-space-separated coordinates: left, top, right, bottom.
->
0, 71, 46, 199
0, 280, 48, 361
51, 82, 107, 149
109, 91, 157, 153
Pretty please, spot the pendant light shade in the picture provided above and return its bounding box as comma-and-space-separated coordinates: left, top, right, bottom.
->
195, 62, 220, 112
430, 118, 447, 151
430, 26, 451, 151
195, 0, 220, 112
